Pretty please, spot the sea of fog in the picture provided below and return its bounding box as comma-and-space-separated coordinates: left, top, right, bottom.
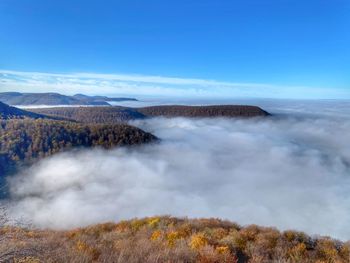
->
5, 99, 350, 241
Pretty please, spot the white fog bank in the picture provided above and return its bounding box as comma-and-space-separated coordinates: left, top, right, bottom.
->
7, 103, 350, 240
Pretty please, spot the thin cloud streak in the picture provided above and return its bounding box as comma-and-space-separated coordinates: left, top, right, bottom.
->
0, 69, 273, 87
1, 69, 347, 99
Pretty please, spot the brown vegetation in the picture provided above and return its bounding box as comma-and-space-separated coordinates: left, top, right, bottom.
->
32, 105, 270, 125
0, 216, 349, 263
31, 106, 145, 124
137, 105, 270, 118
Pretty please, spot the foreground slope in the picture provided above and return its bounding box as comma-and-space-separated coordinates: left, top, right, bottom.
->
32, 105, 270, 124
0, 216, 348, 262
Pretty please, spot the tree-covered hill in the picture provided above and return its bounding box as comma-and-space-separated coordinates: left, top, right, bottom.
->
0, 101, 46, 120
31, 106, 146, 124
31, 105, 270, 124
0, 119, 157, 175
137, 105, 270, 118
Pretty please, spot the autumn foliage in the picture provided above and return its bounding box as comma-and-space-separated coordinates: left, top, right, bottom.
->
1, 216, 349, 262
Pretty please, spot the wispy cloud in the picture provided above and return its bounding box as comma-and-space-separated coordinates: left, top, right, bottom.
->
0, 69, 348, 99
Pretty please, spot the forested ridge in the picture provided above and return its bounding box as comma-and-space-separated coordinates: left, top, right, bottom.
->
0, 119, 157, 175
32, 105, 270, 124
137, 105, 270, 118
31, 106, 145, 124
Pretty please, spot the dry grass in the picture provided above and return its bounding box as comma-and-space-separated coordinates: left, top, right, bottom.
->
0, 216, 349, 263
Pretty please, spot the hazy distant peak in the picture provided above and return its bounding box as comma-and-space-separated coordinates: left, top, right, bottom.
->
0, 92, 137, 106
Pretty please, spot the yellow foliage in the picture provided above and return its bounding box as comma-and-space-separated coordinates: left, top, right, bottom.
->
167, 231, 181, 247
190, 233, 208, 250
150, 230, 162, 241
148, 217, 160, 228
131, 219, 146, 231
216, 246, 230, 254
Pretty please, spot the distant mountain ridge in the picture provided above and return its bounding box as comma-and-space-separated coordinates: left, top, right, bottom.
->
0, 92, 137, 106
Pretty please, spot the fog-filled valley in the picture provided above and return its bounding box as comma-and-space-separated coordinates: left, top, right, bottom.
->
4, 100, 350, 241
2, 0, 349, 260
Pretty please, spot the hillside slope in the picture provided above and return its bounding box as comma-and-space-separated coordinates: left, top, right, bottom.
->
0, 119, 157, 175
0, 101, 46, 120
0, 216, 348, 262
31, 106, 146, 124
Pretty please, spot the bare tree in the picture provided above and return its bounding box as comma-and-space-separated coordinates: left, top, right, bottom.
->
0, 203, 39, 262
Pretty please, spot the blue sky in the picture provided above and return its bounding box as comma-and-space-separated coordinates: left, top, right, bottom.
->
0, 0, 349, 99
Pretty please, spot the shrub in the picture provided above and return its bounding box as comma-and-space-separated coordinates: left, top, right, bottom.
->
147, 217, 160, 228
167, 231, 182, 247
288, 242, 307, 262
190, 233, 208, 250
150, 230, 162, 241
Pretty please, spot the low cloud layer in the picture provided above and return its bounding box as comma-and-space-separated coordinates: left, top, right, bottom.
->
7, 105, 350, 240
